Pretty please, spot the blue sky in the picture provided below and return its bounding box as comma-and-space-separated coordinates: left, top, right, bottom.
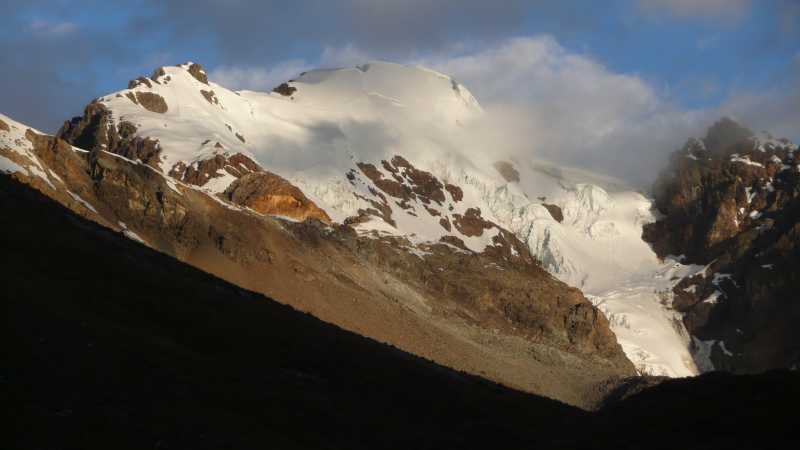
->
1, 0, 797, 148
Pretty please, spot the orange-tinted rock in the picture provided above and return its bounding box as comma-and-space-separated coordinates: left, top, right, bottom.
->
225, 171, 331, 223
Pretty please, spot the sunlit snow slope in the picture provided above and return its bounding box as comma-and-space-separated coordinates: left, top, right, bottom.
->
87, 61, 700, 376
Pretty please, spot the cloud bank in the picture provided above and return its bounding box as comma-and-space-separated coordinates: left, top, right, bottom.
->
212, 36, 710, 186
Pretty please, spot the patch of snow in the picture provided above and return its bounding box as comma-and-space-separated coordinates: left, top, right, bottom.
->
0, 154, 26, 174
703, 290, 723, 305
745, 187, 755, 204
692, 337, 716, 372
67, 190, 98, 213
123, 229, 147, 244
730, 155, 764, 168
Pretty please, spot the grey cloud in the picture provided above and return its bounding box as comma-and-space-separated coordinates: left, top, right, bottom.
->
141, 0, 532, 64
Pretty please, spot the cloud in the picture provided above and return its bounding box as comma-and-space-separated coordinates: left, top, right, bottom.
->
212, 59, 310, 92
187, 35, 728, 186
637, 0, 752, 20
413, 36, 708, 185
141, 0, 531, 63
210, 45, 373, 92
719, 57, 800, 142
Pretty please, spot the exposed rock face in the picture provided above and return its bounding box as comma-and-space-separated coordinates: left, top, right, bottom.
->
0, 118, 9, 132
542, 203, 564, 223
135, 92, 168, 113
390, 155, 446, 204
643, 118, 800, 372
128, 76, 153, 90
352, 156, 462, 226
187, 62, 209, 84
200, 89, 219, 105
169, 153, 262, 187
445, 183, 463, 202
452, 207, 493, 237
273, 82, 297, 96
58, 102, 162, 168
494, 160, 520, 183
224, 171, 331, 223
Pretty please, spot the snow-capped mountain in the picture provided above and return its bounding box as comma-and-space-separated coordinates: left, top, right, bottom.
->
3, 60, 714, 378
12, 61, 797, 382
1, 63, 640, 409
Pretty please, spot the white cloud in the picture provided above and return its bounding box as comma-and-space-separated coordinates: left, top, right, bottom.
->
210, 35, 793, 186
720, 87, 800, 143
637, 0, 751, 20
210, 45, 373, 92
211, 59, 310, 92
414, 36, 707, 185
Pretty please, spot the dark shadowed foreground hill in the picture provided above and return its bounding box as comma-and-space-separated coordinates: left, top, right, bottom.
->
3, 176, 800, 449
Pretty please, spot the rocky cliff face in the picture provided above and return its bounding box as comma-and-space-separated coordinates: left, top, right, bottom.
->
644, 118, 800, 372
224, 171, 332, 223
1, 112, 634, 408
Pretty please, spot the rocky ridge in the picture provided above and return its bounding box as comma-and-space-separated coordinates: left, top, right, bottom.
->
644, 118, 800, 372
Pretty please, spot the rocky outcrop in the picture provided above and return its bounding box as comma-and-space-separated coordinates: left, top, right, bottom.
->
390, 155, 446, 204
135, 92, 168, 113
643, 118, 800, 372
445, 183, 463, 202
58, 102, 162, 168
200, 89, 219, 105
352, 156, 467, 226
0, 118, 9, 132
224, 171, 331, 223
169, 153, 261, 188
128, 76, 153, 90
452, 207, 493, 237
187, 62, 209, 84
273, 82, 297, 97
542, 203, 564, 223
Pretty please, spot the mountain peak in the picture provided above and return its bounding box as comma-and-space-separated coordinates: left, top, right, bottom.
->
285, 60, 482, 114
703, 116, 754, 155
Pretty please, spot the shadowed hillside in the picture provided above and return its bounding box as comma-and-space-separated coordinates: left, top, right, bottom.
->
4, 175, 800, 449
2, 175, 583, 449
